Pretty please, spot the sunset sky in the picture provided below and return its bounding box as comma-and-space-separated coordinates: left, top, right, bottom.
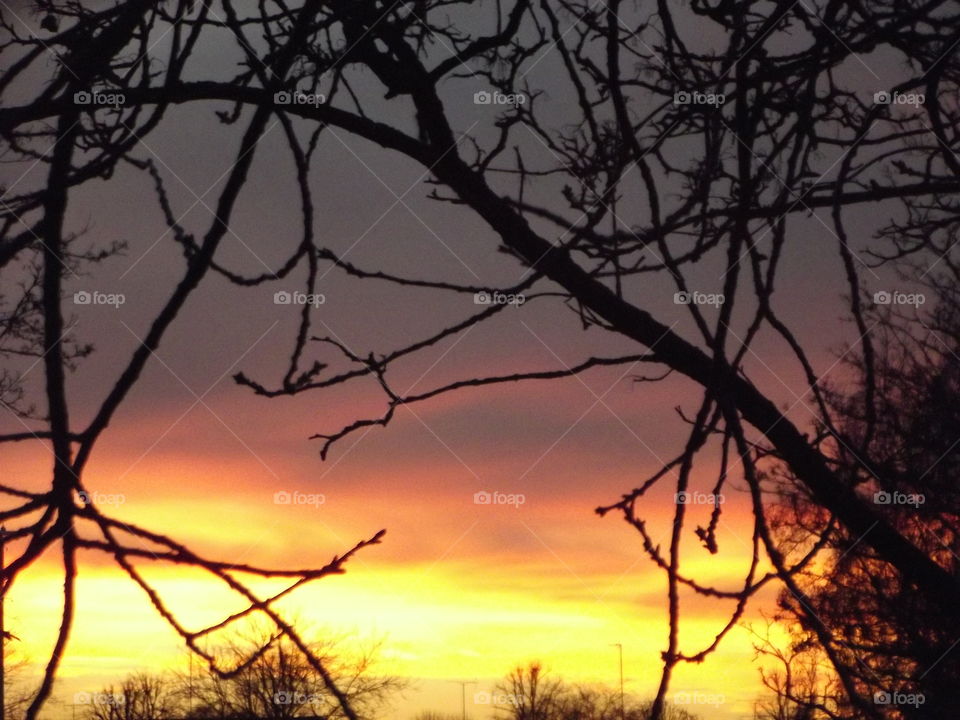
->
4, 233, 857, 719
7, 363, 788, 719
0, 4, 914, 719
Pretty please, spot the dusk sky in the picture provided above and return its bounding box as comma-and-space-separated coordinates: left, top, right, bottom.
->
0, 2, 941, 720
4, 124, 873, 716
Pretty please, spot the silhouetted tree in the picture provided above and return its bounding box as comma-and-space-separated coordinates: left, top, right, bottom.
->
494, 663, 566, 720
559, 688, 698, 720
757, 277, 960, 718
0, 3, 388, 720
492, 663, 698, 720
750, 620, 848, 720
84, 673, 181, 720
77, 630, 401, 720
4, 639, 32, 720
3, 2, 960, 719
185, 629, 404, 720
415, 712, 460, 720
553, 686, 623, 720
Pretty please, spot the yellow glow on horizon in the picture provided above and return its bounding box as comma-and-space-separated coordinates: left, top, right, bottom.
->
12, 543, 775, 720
9, 440, 779, 720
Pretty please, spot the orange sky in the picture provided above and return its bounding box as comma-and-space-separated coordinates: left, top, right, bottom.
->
7, 364, 794, 720
0, 8, 904, 718
1, 120, 861, 719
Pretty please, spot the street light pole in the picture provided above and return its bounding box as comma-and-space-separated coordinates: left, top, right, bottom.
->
1, 525, 6, 720
189, 649, 194, 714
611, 643, 624, 720
447, 680, 476, 720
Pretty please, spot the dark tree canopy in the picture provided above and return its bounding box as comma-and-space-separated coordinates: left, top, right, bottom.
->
2, 1, 960, 719
760, 281, 960, 718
